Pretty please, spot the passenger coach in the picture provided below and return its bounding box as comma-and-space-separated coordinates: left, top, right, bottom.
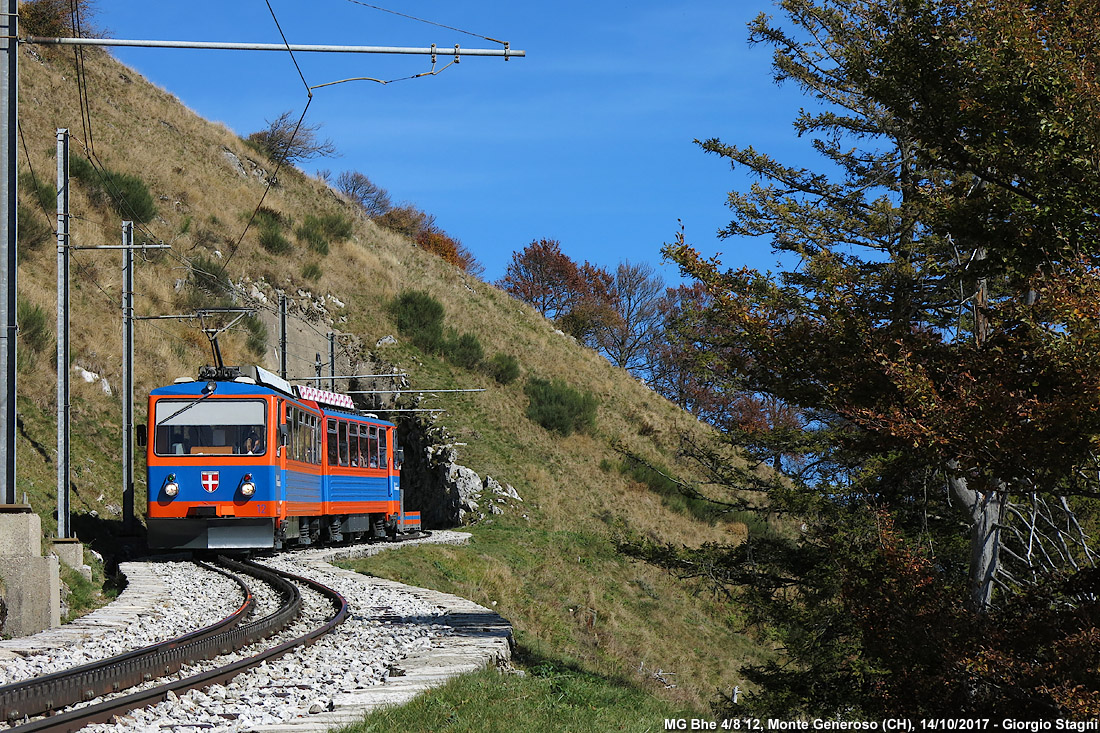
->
144, 365, 419, 550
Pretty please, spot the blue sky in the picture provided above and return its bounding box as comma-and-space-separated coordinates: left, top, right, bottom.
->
93, 1, 810, 285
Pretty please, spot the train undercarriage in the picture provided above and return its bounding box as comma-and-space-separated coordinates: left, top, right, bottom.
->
147, 511, 422, 551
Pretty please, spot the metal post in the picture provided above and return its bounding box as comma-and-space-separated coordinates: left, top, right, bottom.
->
121, 222, 134, 534
328, 333, 336, 392
314, 352, 322, 382
56, 129, 70, 538
279, 294, 287, 380
1, 0, 18, 504
26, 37, 524, 59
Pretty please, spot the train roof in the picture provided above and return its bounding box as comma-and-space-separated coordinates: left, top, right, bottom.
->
149, 379, 394, 426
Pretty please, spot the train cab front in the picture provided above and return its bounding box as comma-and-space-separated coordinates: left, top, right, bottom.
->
146, 379, 281, 550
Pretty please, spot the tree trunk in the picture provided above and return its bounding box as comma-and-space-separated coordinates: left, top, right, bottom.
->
947, 464, 1007, 612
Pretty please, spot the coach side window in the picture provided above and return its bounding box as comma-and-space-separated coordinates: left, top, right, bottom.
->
366, 427, 378, 468
327, 419, 338, 465
357, 425, 369, 469
379, 428, 388, 469
298, 412, 308, 462
284, 409, 296, 458
288, 409, 299, 461
312, 415, 322, 465
338, 421, 349, 466
349, 423, 360, 466
295, 411, 307, 462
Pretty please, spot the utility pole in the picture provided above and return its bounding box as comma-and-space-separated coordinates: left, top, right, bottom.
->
328, 333, 336, 392
121, 222, 134, 534
1, 0, 17, 505
56, 129, 70, 536
279, 294, 288, 380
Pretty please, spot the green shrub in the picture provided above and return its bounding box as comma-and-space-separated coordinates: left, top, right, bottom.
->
485, 352, 520, 384
67, 157, 157, 223
103, 170, 157, 223
619, 456, 722, 524
295, 218, 328, 255
20, 172, 56, 214
390, 289, 445, 353
188, 255, 233, 305
242, 315, 268, 356
444, 331, 484, 370
258, 225, 292, 255
301, 262, 322, 281
524, 377, 598, 436
68, 155, 95, 181
17, 204, 53, 251
17, 296, 53, 354
250, 207, 292, 255
315, 212, 353, 241
252, 206, 289, 231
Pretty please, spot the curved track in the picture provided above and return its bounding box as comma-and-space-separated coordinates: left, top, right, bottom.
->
2, 558, 347, 733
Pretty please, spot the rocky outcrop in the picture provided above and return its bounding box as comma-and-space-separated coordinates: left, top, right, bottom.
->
397, 415, 522, 527
440, 466, 523, 525
444, 463, 484, 523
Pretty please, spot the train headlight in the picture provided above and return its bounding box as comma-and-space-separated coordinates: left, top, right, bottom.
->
240, 474, 256, 497
163, 474, 179, 497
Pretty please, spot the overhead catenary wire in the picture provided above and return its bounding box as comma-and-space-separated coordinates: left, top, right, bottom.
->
69, 134, 165, 248
342, 0, 510, 46
15, 120, 55, 230
153, 247, 345, 349
265, 0, 311, 96
309, 53, 459, 89
68, 0, 94, 157
218, 97, 314, 277
219, 2, 323, 276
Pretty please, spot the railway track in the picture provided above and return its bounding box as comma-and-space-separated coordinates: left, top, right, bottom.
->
0, 557, 348, 733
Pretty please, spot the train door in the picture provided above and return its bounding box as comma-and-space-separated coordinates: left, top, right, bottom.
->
276, 399, 288, 519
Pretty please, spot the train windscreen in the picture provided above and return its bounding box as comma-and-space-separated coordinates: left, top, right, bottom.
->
154, 399, 267, 456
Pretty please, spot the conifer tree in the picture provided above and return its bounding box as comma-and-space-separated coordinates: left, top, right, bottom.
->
632, 0, 1100, 716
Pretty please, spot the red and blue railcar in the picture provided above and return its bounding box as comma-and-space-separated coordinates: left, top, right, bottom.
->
145, 366, 419, 551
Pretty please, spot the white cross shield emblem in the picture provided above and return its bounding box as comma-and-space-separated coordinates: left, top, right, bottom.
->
201, 471, 219, 493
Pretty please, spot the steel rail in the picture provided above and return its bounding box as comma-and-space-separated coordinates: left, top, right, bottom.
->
0, 560, 255, 722
7, 559, 347, 733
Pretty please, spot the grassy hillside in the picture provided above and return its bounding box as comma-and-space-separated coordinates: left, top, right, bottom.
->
13, 43, 771, 710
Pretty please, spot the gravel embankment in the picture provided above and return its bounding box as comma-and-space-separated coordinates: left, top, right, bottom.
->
0, 531, 512, 732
